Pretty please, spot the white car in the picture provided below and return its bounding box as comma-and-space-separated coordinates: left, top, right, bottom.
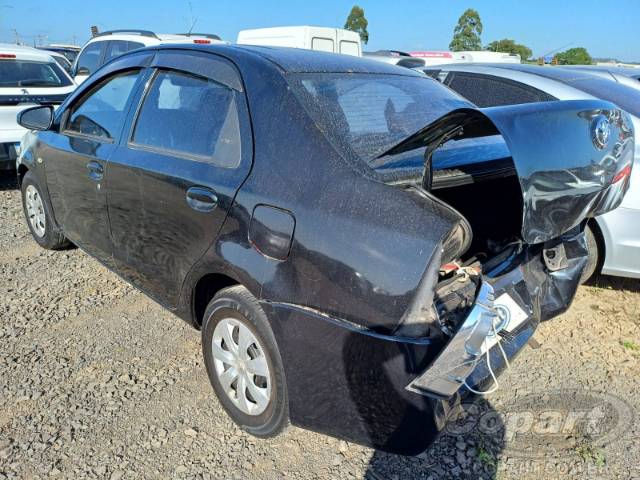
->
419, 63, 640, 280
72, 30, 224, 84
0, 44, 75, 171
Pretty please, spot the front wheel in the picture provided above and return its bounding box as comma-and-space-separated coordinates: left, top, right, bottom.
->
21, 171, 69, 250
202, 285, 289, 438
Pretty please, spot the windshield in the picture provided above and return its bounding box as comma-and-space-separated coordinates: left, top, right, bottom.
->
288, 73, 471, 167
0, 60, 72, 87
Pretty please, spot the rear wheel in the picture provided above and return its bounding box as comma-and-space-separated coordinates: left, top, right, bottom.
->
580, 223, 600, 283
202, 285, 289, 438
21, 171, 69, 250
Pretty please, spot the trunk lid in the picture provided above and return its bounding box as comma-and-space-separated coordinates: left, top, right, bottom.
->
382, 99, 635, 244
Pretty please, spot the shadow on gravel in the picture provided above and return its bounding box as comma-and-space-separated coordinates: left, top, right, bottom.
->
0, 170, 18, 191
587, 274, 640, 293
364, 398, 505, 479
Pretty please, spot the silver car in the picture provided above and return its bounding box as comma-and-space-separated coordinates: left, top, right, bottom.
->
418, 63, 640, 281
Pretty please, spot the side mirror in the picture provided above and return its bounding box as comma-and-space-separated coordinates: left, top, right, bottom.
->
17, 105, 54, 131
76, 66, 91, 76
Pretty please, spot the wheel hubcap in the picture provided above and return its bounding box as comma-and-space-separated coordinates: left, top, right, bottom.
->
25, 185, 46, 238
212, 318, 271, 416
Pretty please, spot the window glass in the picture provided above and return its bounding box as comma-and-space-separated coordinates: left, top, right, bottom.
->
76, 42, 103, 74
339, 41, 359, 56
447, 73, 556, 107
0, 61, 72, 87
66, 70, 140, 139
311, 37, 334, 52
104, 40, 130, 63
132, 70, 241, 166
127, 41, 145, 51
288, 73, 469, 165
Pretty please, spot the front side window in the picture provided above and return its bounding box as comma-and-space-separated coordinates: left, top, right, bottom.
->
65, 70, 140, 139
76, 41, 104, 74
131, 69, 241, 166
0, 60, 72, 87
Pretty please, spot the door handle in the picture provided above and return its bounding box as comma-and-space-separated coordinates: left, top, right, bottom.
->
86, 161, 104, 181
186, 186, 218, 212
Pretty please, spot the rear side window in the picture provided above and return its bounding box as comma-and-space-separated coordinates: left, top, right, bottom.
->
103, 40, 130, 63
131, 70, 241, 167
447, 73, 556, 107
76, 41, 104, 74
66, 70, 140, 139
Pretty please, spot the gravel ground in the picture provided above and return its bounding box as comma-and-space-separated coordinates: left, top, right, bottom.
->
1, 171, 639, 479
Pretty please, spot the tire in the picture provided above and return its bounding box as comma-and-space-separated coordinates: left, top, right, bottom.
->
580, 223, 600, 284
202, 285, 289, 438
21, 171, 69, 250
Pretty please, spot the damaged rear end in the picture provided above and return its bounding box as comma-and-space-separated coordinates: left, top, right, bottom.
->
387, 99, 634, 398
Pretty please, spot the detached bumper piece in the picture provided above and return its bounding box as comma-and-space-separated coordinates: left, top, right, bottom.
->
406, 282, 498, 398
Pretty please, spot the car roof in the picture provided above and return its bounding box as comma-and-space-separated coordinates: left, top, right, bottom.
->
147, 44, 423, 75
422, 62, 640, 119
0, 43, 57, 62
420, 63, 592, 100
562, 64, 640, 79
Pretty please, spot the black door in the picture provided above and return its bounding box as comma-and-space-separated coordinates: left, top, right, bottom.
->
106, 51, 253, 307
42, 69, 143, 266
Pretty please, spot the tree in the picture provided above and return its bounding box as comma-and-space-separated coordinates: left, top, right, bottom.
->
486, 38, 532, 61
449, 9, 483, 51
344, 6, 369, 45
555, 47, 593, 65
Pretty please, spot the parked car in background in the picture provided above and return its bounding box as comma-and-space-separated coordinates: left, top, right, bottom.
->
38, 44, 81, 64
0, 44, 74, 171
418, 63, 640, 280
16, 45, 632, 454
47, 50, 73, 74
237, 26, 361, 56
363, 50, 425, 68
560, 65, 640, 91
72, 30, 224, 83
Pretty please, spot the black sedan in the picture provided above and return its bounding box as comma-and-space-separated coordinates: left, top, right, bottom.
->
15, 45, 633, 455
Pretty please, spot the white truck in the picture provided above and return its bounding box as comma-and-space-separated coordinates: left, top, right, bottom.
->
237, 26, 362, 57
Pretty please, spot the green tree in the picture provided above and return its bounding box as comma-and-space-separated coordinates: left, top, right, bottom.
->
555, 47, 593, 65
449, 8, 483, 51
486, 38, 532, 61
344, 5, 369, 44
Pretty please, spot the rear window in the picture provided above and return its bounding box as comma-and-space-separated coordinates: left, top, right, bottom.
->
288, 72, 470, 167
0, 60, 72, 87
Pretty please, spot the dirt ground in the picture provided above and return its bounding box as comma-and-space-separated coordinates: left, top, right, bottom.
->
1, 171, 639, 480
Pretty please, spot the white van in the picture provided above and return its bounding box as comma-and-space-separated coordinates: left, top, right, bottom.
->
237, 26, 362, 57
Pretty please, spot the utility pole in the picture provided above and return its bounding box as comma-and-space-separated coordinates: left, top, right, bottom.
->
11, 28, 19, 45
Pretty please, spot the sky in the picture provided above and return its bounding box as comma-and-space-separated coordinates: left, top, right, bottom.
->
2, 0, 640, 61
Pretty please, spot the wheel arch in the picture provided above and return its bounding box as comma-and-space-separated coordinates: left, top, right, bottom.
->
587, 217, 606, 274
192, 272, 242, 328
17, 163, 29, 187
